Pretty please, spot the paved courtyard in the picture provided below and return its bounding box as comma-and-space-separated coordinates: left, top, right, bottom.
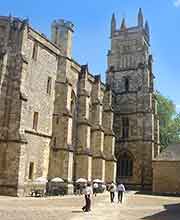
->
0, 192, 180, 220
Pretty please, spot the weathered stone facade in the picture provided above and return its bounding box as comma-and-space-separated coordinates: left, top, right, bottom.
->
106, 9, 160, 189
153, 161, 180, 193
0, 16, 116, 196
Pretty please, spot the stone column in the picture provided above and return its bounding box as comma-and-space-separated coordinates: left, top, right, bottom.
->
103, 87, 116, 183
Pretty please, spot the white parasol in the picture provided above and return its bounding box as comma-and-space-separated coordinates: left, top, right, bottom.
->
51, 177, 64, 183
76, 178, 87, 183
93, 179, 103, 183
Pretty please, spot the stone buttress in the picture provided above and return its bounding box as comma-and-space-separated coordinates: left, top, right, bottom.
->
75, 65, 92, 181
91, 75, 105, 181
0, 17, 29, 196
103, 87, 117, 182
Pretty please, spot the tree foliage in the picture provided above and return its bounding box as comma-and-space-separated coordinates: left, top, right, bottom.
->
156, 92, 180, 149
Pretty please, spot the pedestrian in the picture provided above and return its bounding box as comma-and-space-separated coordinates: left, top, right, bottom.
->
75, 183, 80, 195
108, 181, 116, 203
117, 182, 126, 203
93, 182, 98, 196
82, 182, 93, 212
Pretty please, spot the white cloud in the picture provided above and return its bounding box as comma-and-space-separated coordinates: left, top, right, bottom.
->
174, 0, 180, 7
176, 104, 180, 109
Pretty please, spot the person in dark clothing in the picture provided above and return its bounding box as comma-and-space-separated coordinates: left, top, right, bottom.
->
108, 181, 116, 203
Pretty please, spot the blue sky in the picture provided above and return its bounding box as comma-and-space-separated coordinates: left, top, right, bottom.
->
1, 0, 180, 111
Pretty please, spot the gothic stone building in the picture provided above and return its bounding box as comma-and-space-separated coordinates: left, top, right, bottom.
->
0, 16, 116, 196
0, 8, 160, 196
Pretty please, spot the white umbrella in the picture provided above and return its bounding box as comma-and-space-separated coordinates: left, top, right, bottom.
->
76, 178, 87, 183
93, 179, 103, 183
51, 177, 64, 183
34, 177, 48, 184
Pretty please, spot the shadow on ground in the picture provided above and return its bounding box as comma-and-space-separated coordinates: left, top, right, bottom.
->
142, 203, 180, 220
135, 191, 180, 197
72, 210, 83, 213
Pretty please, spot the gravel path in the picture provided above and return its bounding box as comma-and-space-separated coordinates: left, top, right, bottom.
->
0, 192, 180, 220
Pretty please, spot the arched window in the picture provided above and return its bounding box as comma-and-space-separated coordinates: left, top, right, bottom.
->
70, 91, 76, 114
117, 151, 133, 177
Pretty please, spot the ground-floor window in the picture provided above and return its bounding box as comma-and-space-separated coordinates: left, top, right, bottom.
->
117, 151, 133, 177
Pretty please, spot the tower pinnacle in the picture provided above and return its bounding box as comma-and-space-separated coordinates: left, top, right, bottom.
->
145, 20, 150, 36
120, 17, 127, 31
138, 8, 144, 27
111, 13, 116, 37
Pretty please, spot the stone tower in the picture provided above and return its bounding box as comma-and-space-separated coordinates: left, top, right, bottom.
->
106, 9, 160, 189
51, 19, 74, 58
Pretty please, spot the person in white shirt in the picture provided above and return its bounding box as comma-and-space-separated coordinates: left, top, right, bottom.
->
117, 183, 126, 203
82, 182, 93, 212
108, 181, 116, 203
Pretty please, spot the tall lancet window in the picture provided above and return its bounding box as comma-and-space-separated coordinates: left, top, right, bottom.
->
124, 77, 129, 92
122, 117, 129, 138
71, 91, 76, 149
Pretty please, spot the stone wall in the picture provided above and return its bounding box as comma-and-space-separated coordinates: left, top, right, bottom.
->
19, 24, 57, 195
0, 16, 58, 196
153, 161, 180, 193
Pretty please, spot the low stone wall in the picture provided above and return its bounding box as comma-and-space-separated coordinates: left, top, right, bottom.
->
153, 160, 180, 193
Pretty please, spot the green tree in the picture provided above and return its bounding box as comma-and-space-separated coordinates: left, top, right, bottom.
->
156, 92, 180, 149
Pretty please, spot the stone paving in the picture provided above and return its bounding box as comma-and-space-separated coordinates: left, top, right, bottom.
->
0, 192, 180, 220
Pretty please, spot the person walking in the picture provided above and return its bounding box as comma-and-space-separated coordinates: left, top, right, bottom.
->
93, 182, 98, 196
82, 182, 93, 212
109, 181, 116, 203
117, 183, 126, 203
